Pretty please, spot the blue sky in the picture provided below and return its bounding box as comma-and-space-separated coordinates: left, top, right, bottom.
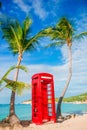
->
0, 0, 87, 104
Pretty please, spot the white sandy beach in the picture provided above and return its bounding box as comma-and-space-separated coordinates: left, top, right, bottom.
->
0, 114, 87, 130
21, 100, 87, 105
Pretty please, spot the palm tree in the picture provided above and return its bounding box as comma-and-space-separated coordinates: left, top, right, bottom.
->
42, 18, 87, 120
41, 17, 75, 119
0, 17, 42, 123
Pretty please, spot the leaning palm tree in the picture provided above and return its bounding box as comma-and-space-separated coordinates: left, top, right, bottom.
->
53, 18, 73, 119
40, 18, 87, 119
41, 17, 76, 119
0, 17, 42, 123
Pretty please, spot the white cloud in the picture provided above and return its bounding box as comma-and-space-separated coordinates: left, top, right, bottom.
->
74, 13, 87, 33
13, 0, 48, 20
32, 0, 48, 20
13, 0, 31, 14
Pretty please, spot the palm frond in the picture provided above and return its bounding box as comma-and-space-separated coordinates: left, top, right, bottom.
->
10, 25, 20, 49
17, 65, 28, 73
4, 78, 31, 95
1, 23, 20, 54
23, 35, 38, 51
1, 18, 23, 54
55, 17, 74, 41
0, 65, 28, 85
23, 17, 32, 33
37, 27, 55, 38
22, 17, 32, 40
23, 27, 53, 51
45, 41, 65, 48
74, 32, 87, 40
15, 21, 23, 40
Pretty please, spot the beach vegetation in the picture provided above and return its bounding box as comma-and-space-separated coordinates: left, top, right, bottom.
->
63, 92, 87, 102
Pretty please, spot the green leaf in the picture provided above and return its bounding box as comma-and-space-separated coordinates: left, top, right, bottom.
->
74, 32, 87, 40
17, 65, 28, 73
23, 17, 32, 32
45, 41, 65, 48
0, 65, 28, 85
4, 78, 31, 95
15, 21, 23, 40
10, 25, 20, 49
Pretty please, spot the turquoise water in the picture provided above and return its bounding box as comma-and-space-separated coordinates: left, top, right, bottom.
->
0, 103, 87, 121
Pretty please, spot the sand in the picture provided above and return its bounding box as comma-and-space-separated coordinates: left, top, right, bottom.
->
22, 100, 87, 105
0, 114, 87, 130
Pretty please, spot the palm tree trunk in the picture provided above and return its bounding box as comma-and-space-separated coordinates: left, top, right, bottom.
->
56, 44, 72, 119
10, 54, 22, 116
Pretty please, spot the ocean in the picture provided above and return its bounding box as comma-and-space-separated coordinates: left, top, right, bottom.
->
0, 103, 87, 121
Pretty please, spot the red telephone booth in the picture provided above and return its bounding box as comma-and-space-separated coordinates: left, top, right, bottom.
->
32, 73, 56, 124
